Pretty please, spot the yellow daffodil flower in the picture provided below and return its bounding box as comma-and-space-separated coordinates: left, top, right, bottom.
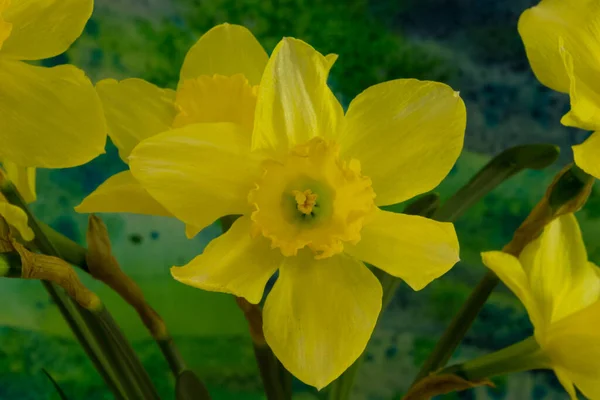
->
519, 0, 600, 179
482, 214, 600, 399
0, 0, 105, 168
75, 23, 269, 238
0, 0, 107, 240
127, 36, 466, 388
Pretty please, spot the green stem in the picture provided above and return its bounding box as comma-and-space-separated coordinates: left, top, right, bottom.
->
411, 272, 499, 383
327, 144, 560, 400
1, 179, 159, 399
412, 163, 593, 387
440, 337, 550, 381
19, 204, 189, 381
253, 343, 289, 400
220, 216, 291, 400
158, 337, 187, 375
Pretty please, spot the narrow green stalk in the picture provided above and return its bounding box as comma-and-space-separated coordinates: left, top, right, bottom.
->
0, 252, 126, 397
411, 272, 499, 383
40, 218, 188, 379
412, 162, 593, 387
327, 144, 560, 400
158, 337, 187, 375
221, 216, 291, 400
440, 337, 550, 381
1, 179, 159, 399
253, 343, 289, 400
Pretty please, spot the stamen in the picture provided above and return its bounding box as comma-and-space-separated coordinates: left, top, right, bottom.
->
292, 189, 318, 215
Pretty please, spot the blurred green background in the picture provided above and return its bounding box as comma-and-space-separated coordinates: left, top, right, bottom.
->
1, 0, 596, 398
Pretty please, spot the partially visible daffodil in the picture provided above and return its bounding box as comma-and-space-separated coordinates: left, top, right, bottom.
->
519, 0, 600, 178
128, 37, 465, 388
482, 213, 600, 399
0, 0, 107, 240
75, 23, 269, 237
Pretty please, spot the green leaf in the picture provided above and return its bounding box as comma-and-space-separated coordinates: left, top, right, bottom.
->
176, 370, 212, 400
42, 369, 69, 400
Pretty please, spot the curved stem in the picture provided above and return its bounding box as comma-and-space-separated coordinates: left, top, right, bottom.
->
1, 177, 159, 399
411, 272, 499, 383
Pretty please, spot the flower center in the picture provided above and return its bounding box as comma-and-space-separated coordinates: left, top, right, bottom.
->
292, 189, 318, 215
249, 137, 376, 259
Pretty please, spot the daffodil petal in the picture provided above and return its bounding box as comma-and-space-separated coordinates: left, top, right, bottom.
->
345, 209, 459, 291
2, 160, 36, 203
573, 132, 600, 179
340, 79, 466, 206
325, 53, 338, 69
518, 0, 600, 95
263, 251, 381, 389
0, 60, 105, 168
0, 0, 12, 51
96, 78, 177, 163
481, 251, 544, 330
519, 214, 600, 324
179, 23, 268, 86
252, 38, 344, 156
129, 122, 261, 232
75, 170, 170, 217
554, 368, 578, 400
544, 300, 600, 399
0, 0, 92, 60
0, 201, 33, 241
559, 44, 600, 131
171, 216, 281, 304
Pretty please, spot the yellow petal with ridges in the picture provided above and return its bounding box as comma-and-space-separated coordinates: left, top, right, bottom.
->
0, 200, 33, 241
75, 170, 170, 217
173, 74, 257, 133
518, 0, 600, 95
0, 60, 106, 168
543, 300, 600, 399
171, 216, 281, 304
0, 0, 92, 60
340, 79, 466, 206
345, 209, 459, 291
263, 250, 381, 389
0, 0, 12, 51
573, 132, 600, 180
96, 78, 177, 163
179, 23, 268, 86
252, 38, 344, 156
129, 122, 261, 232
481, 251, 544, 331
559, 43, 600, 131
2, 160, 35, 203
519, 214, 600, 324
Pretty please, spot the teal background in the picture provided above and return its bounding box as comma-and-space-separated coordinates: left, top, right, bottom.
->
1, 0, 597, 398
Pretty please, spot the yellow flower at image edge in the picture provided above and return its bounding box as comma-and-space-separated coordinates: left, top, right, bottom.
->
482, 214, 600, 399
129, 37, 466, 388
0, 0, 106, 238
518, 0, 600, 179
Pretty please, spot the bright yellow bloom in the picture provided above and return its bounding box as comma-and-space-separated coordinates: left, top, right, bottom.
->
0, 0, 105, 168
0, 0, 106, 240
519, 0, 600, 179
128, 37, 465, 388
482, 214, 600, 399
75, 23, 269, 238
